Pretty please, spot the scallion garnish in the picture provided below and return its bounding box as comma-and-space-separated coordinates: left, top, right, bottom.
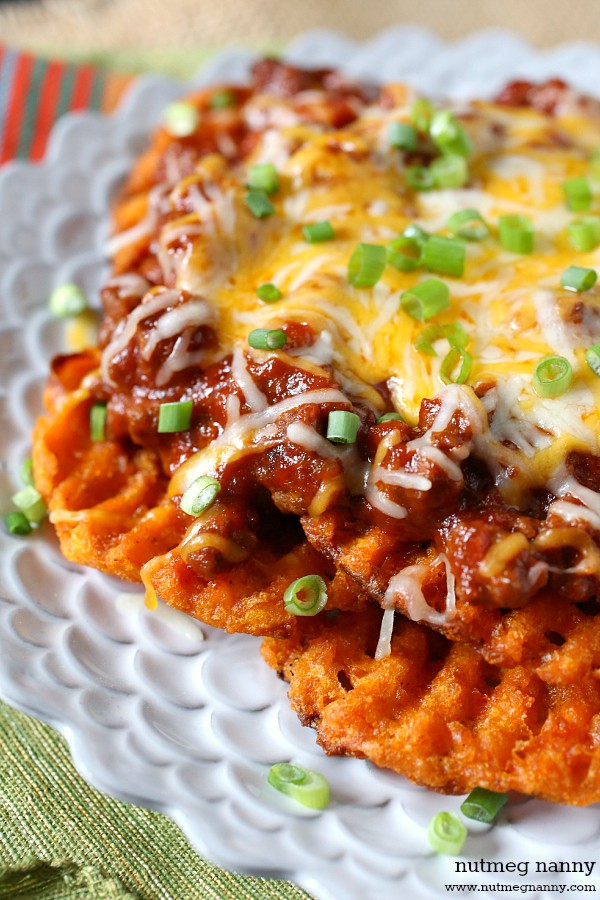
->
248, 328, 287, 350
164, 101, 200, 137
326, 410, 360, 444
5, 510, 32, 536
561, 265, 597, 292
430, 154, 468, 189
460, 788, 508, 824
89, 404, 107, 442
428, 812, 467, 855
244, 190, 275, 219
180, 475, 220, 516
157, 400, 193, 433
423, 235, 466, 278
49, 283, 88, 318
389, 121, 418, 151
11, 486, 47, 524
591, 145, 600, 179
568, 216, 600, 252
403, 224, 430, 245
400, 278, 450, 322
533, 355, 573, 398
586, 341, 600, 376
283, 574, 328, 617
377, 412, 404, 424
347, 243, 387, 288
247, 163, 279, 195
410, 98, 434, 132
430, 110, 473, 158
267, 763, 330, 809
387, 234, 423, 272
498, 214, 534, 254
415, 322, 469, 356
256, 283, 282, 302
405, 165, 435, 191
210, 89, 235, 109
440, 346, 472, 384
19, 457, 34, 487
447, 208, 490, 241
302, 221, 335, 243
563, 177, 593, 212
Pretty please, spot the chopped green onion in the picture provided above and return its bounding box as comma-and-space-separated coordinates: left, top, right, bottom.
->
563, 177, 593, 212
586, 341, 600, 376
210, 89, 235, 109
410, 98, 434, 133
377, 412, 404, 424
283, 574, 328, 616
5, 511, 32, 536
347, 243, 387, 288
440, 346, 472, 384
326, 410, 360, 444
387, 235, 423, 272
89, 404, 107, 442
256, 283, 282, 303
248, 328, 287, 350
180, 475, 220, 516
49, 283, 88, 318
561, 265, 598, 291
267, 763, 329, 809
164, 101, 200, 137
302, 221, 335, 243
12, 486, 47, 524
244, 190, 275, 219
247, 163, 279, 195
590, 145, 600, 179
430, 154, 468, 189
405, 165, 435, 191
415, 322, 469, 356
423, 235, 466, 278
389, 121, 418, 151
447, 208, 490, 241
460, 787, 508, 824
430, 110, 473, 157
533, 354, 573, 398
428, 811, 467, 855
157, 400, 193, 433
498, 214, 534, 254
19, 457, 34, 487
400, 278, 450, 322
403, 224, 430, 246
568, 216, 600, 252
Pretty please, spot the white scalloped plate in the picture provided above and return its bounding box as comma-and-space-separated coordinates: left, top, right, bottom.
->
2, 29, 600, 900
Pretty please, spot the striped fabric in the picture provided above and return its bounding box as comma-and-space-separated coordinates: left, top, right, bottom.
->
0, 44, 132, 162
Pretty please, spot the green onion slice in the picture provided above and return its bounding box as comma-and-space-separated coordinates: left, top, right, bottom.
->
247, 163, 279, 195
430, 110, 473, 157
180, 475, 220, 516
244, 190, 275, 219
389, 121, 418, 151
403, 224, 430, 246
568, 216, 600, 252
533, 354, 573, 398
415, 322, 469, 356
586, 341, 600, 376
348, 243, 387, 287
248, 328, 287, 350
284, 574, 328, 617
561, 264, 598, 292
89, 404, 107, 442
267, 763, 330, 809
428, 811, 467, 855
563, 177, 593, 212
164, 101, 200, 137
377, 412, 404, 424
49, 283, 88, 318
387, 235, 423, 272
440, 346, 472, 384
430, 154, 468, 189
326, 410, 360, 444
400, 278, 450, 322
210, 89, 235, 109
498, 214, 535, 254
302, 221, 335, 243
19, 457, 34, 487
423, 235, 466, 278
11, 486, 47, 524
410, 98, 434, 132
5, 510, 32, 536
447, 208, 490, 241
157, 400, 193, 433
256, 283, 282, 302
405, 165, 435, 191
590, 145, 600, 179
460, 787, 508, 824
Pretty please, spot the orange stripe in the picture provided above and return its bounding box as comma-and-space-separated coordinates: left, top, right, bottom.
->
29, 59, 67, 161
0, 52, 36, 162
101, 73, 132, 113
70, 63, 95, 110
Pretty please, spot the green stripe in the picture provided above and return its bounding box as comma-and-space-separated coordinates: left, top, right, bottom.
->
55, 63, 76, 119
16, 57, 47, 159
89, 65, 105, 112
